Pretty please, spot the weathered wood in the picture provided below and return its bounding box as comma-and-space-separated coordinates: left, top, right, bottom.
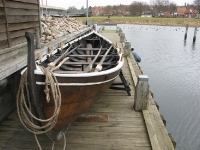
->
10, 35, 27, 46
0, 39, 8, 49
5, 1, 38, 9
0, 16, 6, 24
6, 8, 39, 16
35, 28, 41, 49
75, 114, 109, 122
8, 22, 39, 31
0, 32, 7, 41
9, 27, 35, 39
0, 7, 4, 15
8, 0, 39, 4
144, 105, 175, 150
2, 0, 10, 47
7, 15, 39, 23
193, 26, 198, 43
0, 0, 3, 7
0, 23, 6, 32
168, 133, 176, 148
134, 75, 150, 111
160, 115, 166, 126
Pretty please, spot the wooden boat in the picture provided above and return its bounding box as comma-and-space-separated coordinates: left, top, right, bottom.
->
19, 31, 124, 140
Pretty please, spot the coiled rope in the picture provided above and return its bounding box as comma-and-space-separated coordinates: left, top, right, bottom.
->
17, 66, 65, 150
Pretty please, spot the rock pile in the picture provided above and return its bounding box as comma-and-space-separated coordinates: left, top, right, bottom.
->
41, 17, 87, 43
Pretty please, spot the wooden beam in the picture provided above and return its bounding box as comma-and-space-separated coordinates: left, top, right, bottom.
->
8, 22, 39, 31
2, 0, 10, 47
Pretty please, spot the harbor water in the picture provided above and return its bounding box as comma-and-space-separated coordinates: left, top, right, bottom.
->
118, 24, 200, 150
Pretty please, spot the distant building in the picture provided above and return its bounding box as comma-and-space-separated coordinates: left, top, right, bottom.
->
67, 9, 92, 17
40, 5, 66, 17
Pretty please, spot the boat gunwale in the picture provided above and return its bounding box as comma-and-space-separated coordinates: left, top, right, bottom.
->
21, 31, 124, 77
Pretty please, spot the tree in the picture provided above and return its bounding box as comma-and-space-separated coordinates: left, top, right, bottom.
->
103, 5, 112, 15
129, 1, 150, 16
194, 0, 200, 13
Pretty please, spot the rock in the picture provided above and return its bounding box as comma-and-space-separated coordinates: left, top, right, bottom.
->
41, 17, 88, 42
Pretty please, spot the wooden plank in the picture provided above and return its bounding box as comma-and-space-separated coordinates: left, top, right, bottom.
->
0, 24, 6, 32
0, 0, 3, 7
7, 15, 39, 23
148, 105, 175, 150
0, 40, 8, 49
8, 22, 39, 31
9, 27, 35, 39
6, 0, 38, 4
0, 15, 5, 23
143, 110, 161, 150
6, 8, 39, 16
0, 32, 7, 41
76, 114, 109, 122
5, 1, 38, 9
0, 7, 4, 15
10, 36, 26, 46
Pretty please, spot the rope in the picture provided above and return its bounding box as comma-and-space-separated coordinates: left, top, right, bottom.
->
16, 66, 65, 149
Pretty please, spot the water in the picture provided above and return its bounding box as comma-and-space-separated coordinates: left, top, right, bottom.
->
117, 24, 200, 150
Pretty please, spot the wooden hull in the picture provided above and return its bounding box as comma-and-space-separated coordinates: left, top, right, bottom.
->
22, 31, 124, 140
36, 69, 120, 132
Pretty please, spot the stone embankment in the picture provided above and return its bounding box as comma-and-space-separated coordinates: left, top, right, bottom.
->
41, 17, 87, 44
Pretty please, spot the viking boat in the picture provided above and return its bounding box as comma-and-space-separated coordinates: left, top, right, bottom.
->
18, 31, 124, 141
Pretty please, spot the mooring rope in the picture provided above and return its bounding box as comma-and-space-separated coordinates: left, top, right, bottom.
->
16, 66, 66, 150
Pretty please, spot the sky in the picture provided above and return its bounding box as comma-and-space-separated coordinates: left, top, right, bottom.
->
42, 0, 195, 9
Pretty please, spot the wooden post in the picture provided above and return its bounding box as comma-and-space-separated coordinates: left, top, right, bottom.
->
184, 24, 188, 41
123, 41, 131, 57
35, 28, 41, 49
134, 75, 149, 111
193, 26, 198, 43
120, 33, 125, 43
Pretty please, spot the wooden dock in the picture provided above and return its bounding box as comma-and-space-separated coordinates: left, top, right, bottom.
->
0, 32, 175, 150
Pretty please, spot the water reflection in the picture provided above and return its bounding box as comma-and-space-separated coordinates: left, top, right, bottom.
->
118, 24, 200, 150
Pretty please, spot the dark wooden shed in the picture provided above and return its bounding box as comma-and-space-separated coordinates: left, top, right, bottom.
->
0, 0, 41, 50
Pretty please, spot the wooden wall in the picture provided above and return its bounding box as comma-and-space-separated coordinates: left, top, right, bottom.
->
0, 0, 40, 50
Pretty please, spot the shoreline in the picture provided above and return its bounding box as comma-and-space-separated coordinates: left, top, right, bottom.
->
76, 17, 200, 27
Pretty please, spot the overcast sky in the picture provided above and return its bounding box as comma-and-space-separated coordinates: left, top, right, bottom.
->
42, 0, 194, 9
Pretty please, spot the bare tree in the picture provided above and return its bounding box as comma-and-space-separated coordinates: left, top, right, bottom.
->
129, 1, 150, 16
194, 0, 200, 13
103, 5, 112, 15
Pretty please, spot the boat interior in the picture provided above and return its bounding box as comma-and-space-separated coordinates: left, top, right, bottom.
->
37, 33, 121, 74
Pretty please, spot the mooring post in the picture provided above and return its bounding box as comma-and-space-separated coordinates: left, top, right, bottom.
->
134, 75, 149, 111
193, 26, 198, 43
184, 24, 188, 41
120, 33, 125, 43
118, 28, 122, 36
123, 41, 131, 56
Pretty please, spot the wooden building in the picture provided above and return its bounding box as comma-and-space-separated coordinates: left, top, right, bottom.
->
0, 0, 41, 50
0, 0, 41, 123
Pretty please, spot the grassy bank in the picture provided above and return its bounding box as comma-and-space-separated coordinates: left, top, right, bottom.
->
76, 16, 200, 27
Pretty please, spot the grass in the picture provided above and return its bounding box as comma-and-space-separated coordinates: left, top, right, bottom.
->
101, 30, 117, 33
75, 16, 200, 27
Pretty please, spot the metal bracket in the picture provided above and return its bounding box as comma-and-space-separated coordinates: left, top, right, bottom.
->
109, 69, 131, 96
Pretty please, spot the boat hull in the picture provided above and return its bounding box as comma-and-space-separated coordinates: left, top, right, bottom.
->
36, 69, 120, 132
